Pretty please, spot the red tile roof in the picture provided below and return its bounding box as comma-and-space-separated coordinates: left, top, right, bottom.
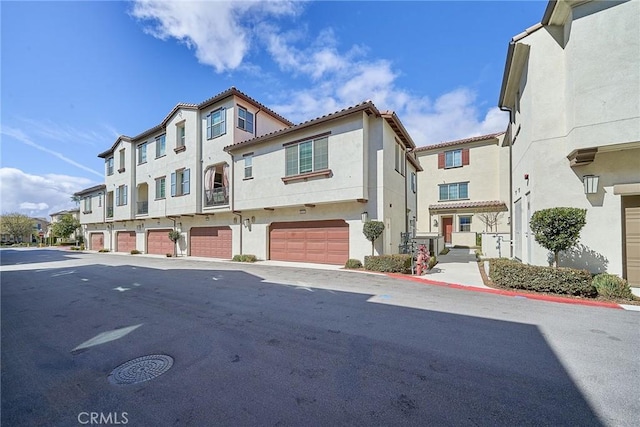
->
429, 200, 508, 212
414, 132, 505, 153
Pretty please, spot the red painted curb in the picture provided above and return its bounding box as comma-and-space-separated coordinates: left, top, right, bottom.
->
385, 273, 623, 309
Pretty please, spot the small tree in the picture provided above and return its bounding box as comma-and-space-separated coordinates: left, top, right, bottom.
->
529, 207, 586, 268
0, 213, 35, 243
363, 220, 385, 256
168, 230, 181, 257
51, 213, 80, 242
478, 211, 504, 232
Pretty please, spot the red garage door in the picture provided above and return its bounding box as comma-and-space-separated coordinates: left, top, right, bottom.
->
117, 231, 136, 253
269, 220, 349, 265
90, 233, 104, 251
190, 227, 232, 259
147, 229, 174, 255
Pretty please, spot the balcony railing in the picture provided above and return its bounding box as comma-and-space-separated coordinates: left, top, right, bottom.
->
205, 187, 229, 207
106, 207, 113, 218
137, 201, 148, 215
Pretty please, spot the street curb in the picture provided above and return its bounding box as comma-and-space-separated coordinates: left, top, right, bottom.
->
385, 273, 629, 310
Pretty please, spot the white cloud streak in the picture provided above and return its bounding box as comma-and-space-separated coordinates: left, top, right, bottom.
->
130, 0, 507, 146
1, 126, 103, 178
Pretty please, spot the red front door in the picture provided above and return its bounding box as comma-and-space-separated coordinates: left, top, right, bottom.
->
443, 217, 453, 244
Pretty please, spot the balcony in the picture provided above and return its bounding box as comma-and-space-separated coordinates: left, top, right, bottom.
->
205, 187, 229, 207
137, 201, 148, 215
106, 207, 113, 218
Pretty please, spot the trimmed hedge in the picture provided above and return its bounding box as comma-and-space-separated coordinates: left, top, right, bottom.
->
489, 258, 595, 297
232, 254, 257, 263
130, 249, 141, 255
344, 259, 363, 269
428, 255, 437, 270
364, 254, 412, 273
592, 274, 634, 300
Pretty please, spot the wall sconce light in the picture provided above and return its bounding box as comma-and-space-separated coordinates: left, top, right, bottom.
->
178, 222, 182, 227
299, 209, 306, 215
361, 211, 368, 223
583, 175, 599, 194
433, 219, 438, 227
205, 216, 210, 221
243, 218, 250, 228
507, 216, 511, 225
233, 217, 238, 224
524, 173, 529, 180
251, 216, 255, 223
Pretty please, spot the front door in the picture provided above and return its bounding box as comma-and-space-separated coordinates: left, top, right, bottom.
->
443, 217, 453, 244
623, 195, 640, 287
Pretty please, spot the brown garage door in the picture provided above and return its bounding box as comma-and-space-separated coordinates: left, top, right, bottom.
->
269, 220, 349, 265
117, 231, 136, 253
624, 196, 640, 287
190, 227, 232, 259
90, 233, 104, 251
147, 229, 175, 255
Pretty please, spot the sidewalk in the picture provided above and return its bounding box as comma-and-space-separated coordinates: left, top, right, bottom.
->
417, 247, 489, 289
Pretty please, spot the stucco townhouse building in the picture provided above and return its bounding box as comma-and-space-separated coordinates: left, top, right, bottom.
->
414, 132, 511, 254
499, 0, 640, 286
76, 87, 421, 265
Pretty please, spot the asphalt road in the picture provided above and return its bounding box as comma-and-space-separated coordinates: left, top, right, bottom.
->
1, 248, 639, 426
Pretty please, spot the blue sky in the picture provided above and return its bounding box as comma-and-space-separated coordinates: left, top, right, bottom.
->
1, 0, 548, 218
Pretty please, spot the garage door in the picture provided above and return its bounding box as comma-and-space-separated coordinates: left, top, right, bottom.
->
147, 229, 175, 255
269, 220, 349, 265
117, 231, 136, 253
190, 227, 232, 259
90, 233, 104, 251
624, 196, 640, 287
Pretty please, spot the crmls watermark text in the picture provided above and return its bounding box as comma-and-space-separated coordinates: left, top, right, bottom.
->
77, 412, 128, 425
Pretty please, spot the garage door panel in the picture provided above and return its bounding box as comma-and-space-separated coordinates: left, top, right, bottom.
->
91, 233, 104, 251
190, 227, 232, 259
117, 231, 136, 253
269, 220, 349, 265
147, 229, 174, 255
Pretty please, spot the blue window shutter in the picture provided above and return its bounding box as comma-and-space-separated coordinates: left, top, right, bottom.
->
115, 187, 120, 206
184, 169, 190, 195
171, 172, 176, 196
124, 185, 128, 205
221, 108, 226, 135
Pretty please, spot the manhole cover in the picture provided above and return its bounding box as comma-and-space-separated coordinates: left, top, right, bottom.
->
108, 354, 173, 385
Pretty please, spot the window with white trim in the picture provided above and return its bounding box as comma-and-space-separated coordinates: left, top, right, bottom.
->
106, 157, 114, 175
459, 216, 472, 232
155, 176, 166, 199
115, 185, 128, 206
171, 169, 190, 196
238, 106, 254, 134
445, 149, 462, 168
206, 108, 225, 139
137, 143, 147, 164
395, 142, 405, 176
155, 134, 166, 158
244, 154, 253, 179
83, 197, 92, 213
176, 123, 185, 148
285, 137, 328, 176
411, 172, 417, 193
439, 182, 468, 201
119, 149, 125, 171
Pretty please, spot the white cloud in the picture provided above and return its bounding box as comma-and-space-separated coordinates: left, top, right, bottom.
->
1, 126, 103, 178
130, 0, 300, 73
130, 0, 508, 146
0, 168, 94, 218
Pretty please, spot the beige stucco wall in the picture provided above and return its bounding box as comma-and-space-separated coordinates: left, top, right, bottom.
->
509, 0, 640, 275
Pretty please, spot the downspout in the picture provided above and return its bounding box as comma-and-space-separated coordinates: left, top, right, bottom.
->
500, 105, 514, 259
229, 151, 243, 255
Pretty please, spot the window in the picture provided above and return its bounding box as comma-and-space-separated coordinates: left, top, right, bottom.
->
206, 108, 225, 139
395, 142, 405, 175
176, 123, 185, 148
119, 149, 125, 172
155, 135, 166, 158
83, 197, 92, 213
98, 195, 102, 207
411, 172, 417, 193
155, 177, 166, 199
445, 150, 462, 168
137, 143, 147, 164
106, 157, 114, 175
244, 154, 253, 179
115, 185, 128, 206
171, 169, 190, 196
285, 137, 328, 176
459, 216, 472, 232
439, 182, 469, 201
238, 106, 254, 133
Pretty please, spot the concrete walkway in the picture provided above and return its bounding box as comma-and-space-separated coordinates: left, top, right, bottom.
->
417, 247, 489, 289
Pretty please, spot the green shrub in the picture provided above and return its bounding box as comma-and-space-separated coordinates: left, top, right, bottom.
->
98, 248, 110, 253
489, 258, 595, 297
475, 234, 482, 247
428, 255, 437, 270
364, 254, 411, 273
592, 274, 634, 300
439, 247, 450, 255
344, 259, 363, 269
70, 246, 81, 251
130, 249, 141, 255
166, 253, 172, 257
232, 254, 257, 262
